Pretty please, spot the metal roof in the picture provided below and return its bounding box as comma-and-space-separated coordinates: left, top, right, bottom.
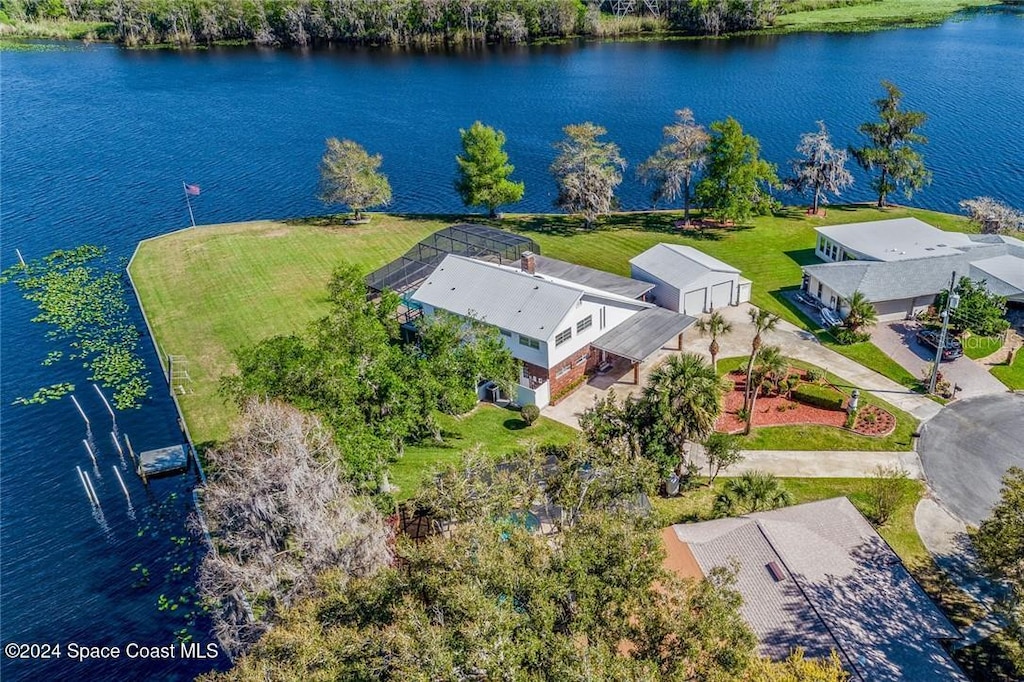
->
629, 243, 741, 288
590, 307, 697, 363
410, 255, 583, 339
532, 254, 654, 299
672, 498, 966, 681
815, 218, 975, 261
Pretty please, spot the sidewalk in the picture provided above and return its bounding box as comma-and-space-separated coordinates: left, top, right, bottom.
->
688, 447, 923, 479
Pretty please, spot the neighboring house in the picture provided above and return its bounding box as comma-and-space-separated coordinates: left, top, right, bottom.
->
665, 498, 965, 681
410, 252, 695, 407
630, 243, 752, 316
804, 218, 1024, 320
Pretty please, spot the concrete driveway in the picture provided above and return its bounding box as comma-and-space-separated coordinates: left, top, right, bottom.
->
919, 393, 1024, 525
871, 321, 1007, 400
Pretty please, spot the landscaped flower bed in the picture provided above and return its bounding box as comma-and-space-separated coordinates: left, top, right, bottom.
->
716, 369, 896, 438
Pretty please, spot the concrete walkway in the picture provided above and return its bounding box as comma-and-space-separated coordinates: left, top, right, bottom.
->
721, 449, 924, 479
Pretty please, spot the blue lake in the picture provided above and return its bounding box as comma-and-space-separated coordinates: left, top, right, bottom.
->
2, 8, 1023, 679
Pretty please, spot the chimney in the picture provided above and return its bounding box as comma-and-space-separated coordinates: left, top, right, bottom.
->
521, 251, 536, 275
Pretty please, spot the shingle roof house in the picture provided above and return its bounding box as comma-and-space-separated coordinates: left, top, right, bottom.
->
804, 218, 1024, 320
667, 498, 965, 681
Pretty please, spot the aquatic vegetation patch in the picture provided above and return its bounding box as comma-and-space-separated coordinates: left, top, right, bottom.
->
1, 245, 151, 409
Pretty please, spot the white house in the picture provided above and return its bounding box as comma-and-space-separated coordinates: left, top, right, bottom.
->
803, 218, 1024, 320
410, 252, 695, 407
629, 244, 751, 316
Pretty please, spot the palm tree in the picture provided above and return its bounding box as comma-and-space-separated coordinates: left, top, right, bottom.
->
642, 353, 724, 476
713, 470, 794, 517
744, 345, 787, 435
695, 311, 733, 372
843, 290, 878, 333
743, 308, 781, 412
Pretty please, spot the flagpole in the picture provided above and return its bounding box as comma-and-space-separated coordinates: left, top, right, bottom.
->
183, 181, 196, 228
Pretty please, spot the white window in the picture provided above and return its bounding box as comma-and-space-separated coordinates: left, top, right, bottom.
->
599, 306, 607, 330
556, 365, 571, 378
555, 328, 572, 347
519, 335, 540, 349
574, 354, 588, 367
577, 315, 593, 334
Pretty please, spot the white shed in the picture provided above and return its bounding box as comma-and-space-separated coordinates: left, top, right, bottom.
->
630, 244, 751, 315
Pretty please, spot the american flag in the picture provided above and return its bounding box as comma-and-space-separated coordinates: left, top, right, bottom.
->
184, 184, 201, 196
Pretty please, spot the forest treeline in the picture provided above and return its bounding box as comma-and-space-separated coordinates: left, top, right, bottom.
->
2, 0, 797, 47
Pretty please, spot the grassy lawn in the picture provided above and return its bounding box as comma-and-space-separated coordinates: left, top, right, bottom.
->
963, 334, 1004, 360
393, 404, 576, 501
716, 355, 918, 451
652, 476, 985, 628
131, 205, 964, 447
775, 0, 1000, 32
990, 347, 1024, 391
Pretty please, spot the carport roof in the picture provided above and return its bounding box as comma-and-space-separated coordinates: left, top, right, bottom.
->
591, 308, 696, 363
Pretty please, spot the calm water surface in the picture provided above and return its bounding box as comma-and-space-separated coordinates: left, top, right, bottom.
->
2, 9, 1023, 680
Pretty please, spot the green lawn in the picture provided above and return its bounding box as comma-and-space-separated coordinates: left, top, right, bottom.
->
130, 206, 965, 447
775, 0, 1000, 32
392, 404, 577, 500
962, 334, 1004, 361
991, 347, 1024, 391
716, 355, 918, 451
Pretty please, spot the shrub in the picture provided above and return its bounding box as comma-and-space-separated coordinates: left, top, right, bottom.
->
520, 404, 540, 426
832, 328, 870, 345
804, 368, 822, 383
791, 383, 846, 411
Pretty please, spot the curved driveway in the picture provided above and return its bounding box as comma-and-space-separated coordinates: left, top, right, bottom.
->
919, 394, 1024, 525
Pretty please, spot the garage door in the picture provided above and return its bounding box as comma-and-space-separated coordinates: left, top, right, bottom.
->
682, 289, 705, 315
710, 281, 733, 310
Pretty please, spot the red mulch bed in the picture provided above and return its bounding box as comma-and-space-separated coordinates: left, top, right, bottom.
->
716, 370, 895, 437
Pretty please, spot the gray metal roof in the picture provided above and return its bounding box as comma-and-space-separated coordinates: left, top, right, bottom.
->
672, 498, 966, 681
630, 243, 740, 288
411, 255, 582, 339
590, 307, 696, 363
969, 254, 1024, 298
532, 254, 654, 299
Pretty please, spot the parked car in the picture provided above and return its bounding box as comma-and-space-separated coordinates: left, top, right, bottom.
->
916, 329, 963, 361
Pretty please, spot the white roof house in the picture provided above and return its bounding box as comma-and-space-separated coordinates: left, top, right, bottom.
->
411, 254, 695, 407
629, 244, 751, 316
805, 219, 1024, 320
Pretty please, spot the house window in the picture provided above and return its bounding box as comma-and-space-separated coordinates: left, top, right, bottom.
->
816, 282, 823, 299
556, 364, 571, 378
575, 354, 588, 367
577, 315, 593, 334
599, 306, 607, 330
519, 335, 540, 349
555, 328, 572, 347
499, 328, 511, 338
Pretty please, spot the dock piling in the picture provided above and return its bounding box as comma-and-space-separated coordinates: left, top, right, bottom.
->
79, 467, 99, 506
15, 249, 26, 267
76, 466, 96, 505
111, 431, 124, 456
83, 439, 97, 466
70, 395, 90, 428
93, 384, 116, 422
112, 466, 130, 502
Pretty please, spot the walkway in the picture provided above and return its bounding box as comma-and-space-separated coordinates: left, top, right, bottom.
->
722, 449, 923, 479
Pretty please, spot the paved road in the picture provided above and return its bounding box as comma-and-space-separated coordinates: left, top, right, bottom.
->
919, 394, 1024, 525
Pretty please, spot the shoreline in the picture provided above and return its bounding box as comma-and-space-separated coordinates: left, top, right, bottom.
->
0, 0, 1007, 51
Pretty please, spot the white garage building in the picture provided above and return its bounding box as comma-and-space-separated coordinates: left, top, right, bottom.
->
630, 244, 752, 316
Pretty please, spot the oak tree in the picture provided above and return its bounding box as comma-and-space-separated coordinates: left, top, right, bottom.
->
696, 117, 779, 223
318, 137, 392, 220
789, 121, 853, 215
638, 108, 709, 222
550, 122, 626, 228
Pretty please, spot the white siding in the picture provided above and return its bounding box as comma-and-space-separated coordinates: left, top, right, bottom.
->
517, 380, 550, 408
630, 266, 681, 312
682, 289, 705, 315
546, 297, 640, 366
420, 302, 549, 368
710, 280, 733, 310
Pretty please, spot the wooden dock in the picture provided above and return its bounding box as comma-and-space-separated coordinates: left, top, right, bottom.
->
137, 444, 189, 478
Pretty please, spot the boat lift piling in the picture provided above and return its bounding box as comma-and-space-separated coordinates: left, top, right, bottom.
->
77, 466, 97, 505
93, 384, 116, 423
111, 431, 124, 456
82, 439, 97, 466
16, 249, 26, 267
112, 466, 131, 503
70, 395, 90, 428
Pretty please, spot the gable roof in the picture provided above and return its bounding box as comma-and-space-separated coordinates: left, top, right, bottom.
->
670, 498, 965, 681
815, 219, 976, 261
630, 243, 741, 287
533, 254, 654, 299
969, 254, 1024, 299
410, 255, 648, 339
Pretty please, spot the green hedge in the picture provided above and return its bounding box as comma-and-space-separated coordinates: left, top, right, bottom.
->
791, 383, 846, 411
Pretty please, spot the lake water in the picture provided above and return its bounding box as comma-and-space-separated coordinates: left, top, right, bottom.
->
2, 8, 1022, 680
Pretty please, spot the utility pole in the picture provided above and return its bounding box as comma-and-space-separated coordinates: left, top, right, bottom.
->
929, 271, 959, 395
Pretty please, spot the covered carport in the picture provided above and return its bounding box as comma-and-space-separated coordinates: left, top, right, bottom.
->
591, 308, 697, 384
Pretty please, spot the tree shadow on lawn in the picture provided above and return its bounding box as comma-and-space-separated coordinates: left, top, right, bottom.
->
503, 418, 528, 431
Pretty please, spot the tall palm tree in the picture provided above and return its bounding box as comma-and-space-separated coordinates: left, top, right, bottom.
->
843, 290, 878, 333
642, 353, 724, 476
744, 345, 787, 435
743, 308, 781, 411
695, 311, 733, 372
713, 470, 794, 516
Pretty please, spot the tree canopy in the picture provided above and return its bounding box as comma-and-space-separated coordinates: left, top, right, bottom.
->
696, 117, 779, 223
550, 122, 626, 228
788, 121, 853, 214
454, 121, 525, 218
318, 138, 392, 220
638, 108, 709, 221
937, 276, 1010, 337
851, 81, 930, 207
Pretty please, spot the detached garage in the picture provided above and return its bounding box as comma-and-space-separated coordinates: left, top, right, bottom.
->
630, 244, 751, 316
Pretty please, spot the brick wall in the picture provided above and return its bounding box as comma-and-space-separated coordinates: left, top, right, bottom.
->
547, 345, 598, 404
